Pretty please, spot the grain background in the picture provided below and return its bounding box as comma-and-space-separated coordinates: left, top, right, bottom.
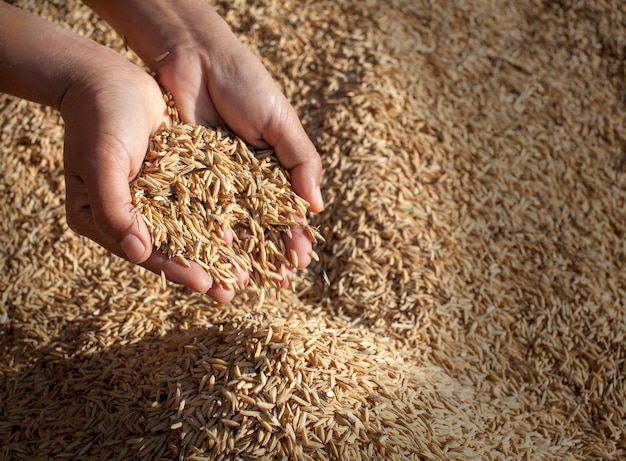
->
1, 0, 625, 459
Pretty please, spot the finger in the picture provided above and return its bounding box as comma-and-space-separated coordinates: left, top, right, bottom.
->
273, 261, 293, 288
223, 228, 234, 244
67, 173, 236, 297
82, 156, 152, 264
128, 232, 248, 301
70, 212, 235, 298
65, 192, 212, 293
206, 262, 249, 303
157, 56, 222, 127
142, 250, 213, 293
261, 104, 324, 213
65, 174, 95, 237
282, 226, 313, 269
65, 173, 148, 265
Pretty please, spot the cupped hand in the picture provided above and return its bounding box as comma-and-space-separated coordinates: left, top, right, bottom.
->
59, 54, 240, 302
153, 20, 323, 287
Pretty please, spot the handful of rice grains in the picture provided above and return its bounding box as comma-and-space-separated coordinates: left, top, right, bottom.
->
131, 97, 322, 291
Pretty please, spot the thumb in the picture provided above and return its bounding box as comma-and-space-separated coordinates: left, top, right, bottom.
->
86, 158, 152, 263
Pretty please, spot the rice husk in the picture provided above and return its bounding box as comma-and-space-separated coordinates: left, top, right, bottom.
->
1, 0, 626, 460
131, 98, 321, 291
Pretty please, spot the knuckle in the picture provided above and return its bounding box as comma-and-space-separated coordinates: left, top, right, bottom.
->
65, 213, 81, 235
91, 201, 135, 240
65, 202, 86, 236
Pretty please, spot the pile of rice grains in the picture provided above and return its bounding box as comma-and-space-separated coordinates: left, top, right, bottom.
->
2, 0, 626, 460
131, 95, 322, 291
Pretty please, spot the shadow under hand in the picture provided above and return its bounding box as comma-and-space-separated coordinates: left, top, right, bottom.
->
0, 306, 466, 461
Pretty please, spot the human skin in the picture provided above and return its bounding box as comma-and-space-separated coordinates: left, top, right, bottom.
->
0, 1, 323, 303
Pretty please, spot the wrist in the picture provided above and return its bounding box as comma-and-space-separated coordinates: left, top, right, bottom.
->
83, 0, 235, 71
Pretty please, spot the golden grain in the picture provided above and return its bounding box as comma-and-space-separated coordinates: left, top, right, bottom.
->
2, 1, 625, 460
131, 108, 321, 292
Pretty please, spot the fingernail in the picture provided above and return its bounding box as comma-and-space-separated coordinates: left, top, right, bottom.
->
315, 186, 324, 210
121, 233, 146, 263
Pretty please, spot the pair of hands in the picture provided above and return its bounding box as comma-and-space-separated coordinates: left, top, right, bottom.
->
60, 1, 323, 303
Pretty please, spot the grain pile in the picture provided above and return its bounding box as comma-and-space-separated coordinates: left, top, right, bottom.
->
0, 309, 463, 460
1, 0, 626, 460
132, 104, 320, 290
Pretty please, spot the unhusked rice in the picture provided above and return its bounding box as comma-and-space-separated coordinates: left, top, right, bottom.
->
131, 98, 321, 291
1, 0, 626, 460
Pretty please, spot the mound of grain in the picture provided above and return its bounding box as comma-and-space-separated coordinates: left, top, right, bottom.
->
3, 0, 626, 460
0, 312, 466, 461
131, 108, 321, 290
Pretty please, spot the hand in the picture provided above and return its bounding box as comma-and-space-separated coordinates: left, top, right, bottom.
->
60, 53, 240, 302
82, 0, 324, 299
0, 2, 269, 303
153, 8, 324, 290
